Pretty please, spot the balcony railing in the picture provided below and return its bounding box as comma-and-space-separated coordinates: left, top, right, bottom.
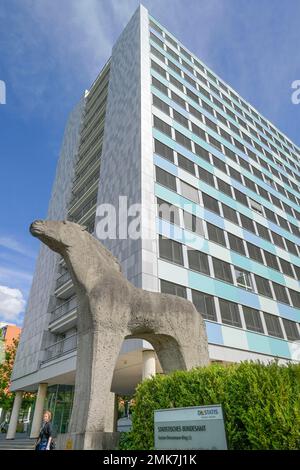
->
50, 296, 77, 322
41, 334, 77, 364
68, 194, 97, 221
55, 271, 72, 289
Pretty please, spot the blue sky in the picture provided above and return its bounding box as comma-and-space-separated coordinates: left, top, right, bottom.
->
0, 0, 299, 325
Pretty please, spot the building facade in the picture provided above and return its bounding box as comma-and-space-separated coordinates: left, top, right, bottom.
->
9, 4, 300, 437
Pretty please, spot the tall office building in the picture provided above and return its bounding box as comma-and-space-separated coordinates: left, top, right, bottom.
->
9, 5, 300, 436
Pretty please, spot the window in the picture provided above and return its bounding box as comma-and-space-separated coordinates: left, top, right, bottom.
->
177, 154, 195, 175
192, 291, 217, 321
204, 116, 218, 133
173, 109, 189, 128
157, 198, 180, 225
183, 212, 204, 236
156, 167, 177, 191
191, 123, 206, 140
153, 115, 172, 137
151, 60, 167, 79
280, 259, 294, 278
186, 87, 199, 103
264, 313, 284, 338
264, 251, 280, 271
222, 204, 238, 224
285, 239, 298, 256
169, 74, 184, 92
208, 135, 222, 151
272, 282, 290, 304
234, 188, 248, 206
166, 46, 179, 62
187, 248, 210, 275
160, 280, 187, 298
154, 139, 174, 162
207, 223, 226, 246
217, 178, 232, 197
181, 181, 199, 203
198, 167, 215, 186
256, 223, 271, 242
271, 231, 285, 249
249, 199, 263, 215
159, 235, 184, 265
219, 299, 242, 327
240, 214, 256, 233
234, 267, 253, 291
282, 318, 300, 341
243, 177, 257, 193
150, 31, 164, 48
168, 61, 181, 76
265, 207, 277, 224
153, 94, 170, 115
152, 77, 168, 95
188, 105, 202, 121
212, 156, 226, 173
212, 258, 233, 283
293, 264, 300, 280
175, 130, 192, 150
228, 233, 245, 255
247, 242, 263, 263
151, 46, 165, 63
243, 306, 264, 333
202, 193, 220, 215
255, 275, 273, 298
194, 144, 210, 162
289, 289, 300, 308
171, 91, 186, 109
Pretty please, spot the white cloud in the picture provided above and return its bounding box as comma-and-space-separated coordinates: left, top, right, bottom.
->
0, 285, 26, 323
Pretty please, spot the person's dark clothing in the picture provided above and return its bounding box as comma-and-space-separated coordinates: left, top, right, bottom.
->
35, 422, 53, 451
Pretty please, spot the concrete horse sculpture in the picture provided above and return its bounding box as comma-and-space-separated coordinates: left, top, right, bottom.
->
30, 219, 209, 448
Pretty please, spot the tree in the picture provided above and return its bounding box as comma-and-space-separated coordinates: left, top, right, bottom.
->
0, 337, 34, 411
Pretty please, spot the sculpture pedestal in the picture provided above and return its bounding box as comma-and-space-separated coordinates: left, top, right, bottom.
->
56, 431, 120, 450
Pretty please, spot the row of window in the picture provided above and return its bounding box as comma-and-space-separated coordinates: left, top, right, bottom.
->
157, 197, 300, 282
158, 235, 300, 309
153, 128, 300, 240
155, 164, 300, 259
151, 67, 300, 200
149, 24, 300, 168
160, 279, 300, 341
152, 94, 300, 223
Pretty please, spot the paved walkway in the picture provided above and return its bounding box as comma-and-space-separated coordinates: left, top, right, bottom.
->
0, 433, 34, 450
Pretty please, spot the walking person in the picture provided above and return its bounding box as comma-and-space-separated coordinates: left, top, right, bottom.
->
35, 410, 54, 451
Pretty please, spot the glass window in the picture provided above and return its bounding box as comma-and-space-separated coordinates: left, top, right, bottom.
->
247, 242, 263, 263
282, 318, 300, 341
207, 223, 226, 246
217, 178, 232, 197
243, 306, 264, 333
212, 258, 233, 283
151, 60, 167, 79
255, 275, 273, 298
234, 188, 248, 206
264, 251, 280, 271
169, 74, 184, 92
160, 279, 187, 298
159, 235, 184, 265
264, 313, 284, 338
228, 233, 245, 255
156, 167, 177, 191
153, 115, 172, 137
187, 248, 210, 275
175, 130, 192, 150
153, 94, 170, 115
249, 199, 263, 215
191, 123, 206, 140
198, 167, 215, 186
152, 76, 168, 95
222, 204, 238, 224
194, 144, 210, 162
192, 291, 217, 321
219, 299, 242, 327
280, 259, 294, 278
151, 45, 165, 62
212, 155, 226, 173
234, 267, 253, 291
154, 139, 174, 162
285, 239, 298, 256
289, 289, 300, 308
271, 231, 285, 249
177, 154, 195, 175
171, 91, 186, 109
240, 214, 256, 233
183, 212, 204, 236
256, 223, 271, 242
181, 181, 199, 203
202, 193, 220, 215
272, 282, 290, 304
173, 109, 189, 128
157, 198, 180, 225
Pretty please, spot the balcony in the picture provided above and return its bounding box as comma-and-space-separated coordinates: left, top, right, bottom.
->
41, 334, 77, 364
54, 271, 74, 299
51, 296, 77, 322
48, 296, 77, 333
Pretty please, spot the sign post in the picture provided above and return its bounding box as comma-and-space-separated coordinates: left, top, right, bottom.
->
154, 405, 227, 450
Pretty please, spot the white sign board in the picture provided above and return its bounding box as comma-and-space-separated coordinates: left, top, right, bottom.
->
154, 405, 227, 450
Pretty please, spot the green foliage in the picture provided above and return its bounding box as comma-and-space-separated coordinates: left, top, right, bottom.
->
119, 362, 300, 450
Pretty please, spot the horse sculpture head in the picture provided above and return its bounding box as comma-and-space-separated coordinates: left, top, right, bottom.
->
30, 219, 122, 273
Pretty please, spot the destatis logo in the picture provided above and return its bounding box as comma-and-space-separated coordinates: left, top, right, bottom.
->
0, 80, 6, 104
291, 80, 300, 104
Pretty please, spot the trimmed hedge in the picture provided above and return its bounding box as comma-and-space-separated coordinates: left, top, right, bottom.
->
119, 362, 300, 450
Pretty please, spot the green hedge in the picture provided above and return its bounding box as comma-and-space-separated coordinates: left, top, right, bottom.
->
119, 362, 300, 450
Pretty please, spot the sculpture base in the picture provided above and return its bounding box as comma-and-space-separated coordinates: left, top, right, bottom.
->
56, 431, 120, 450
